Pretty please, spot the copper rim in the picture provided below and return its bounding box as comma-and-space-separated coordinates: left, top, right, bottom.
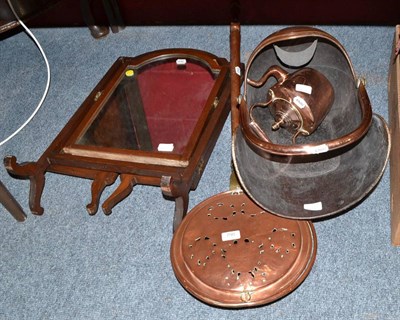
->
170, 191, 317, 308
233, 114, 390, 220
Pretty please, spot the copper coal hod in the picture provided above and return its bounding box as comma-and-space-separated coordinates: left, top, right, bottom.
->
233, 27, 390, 219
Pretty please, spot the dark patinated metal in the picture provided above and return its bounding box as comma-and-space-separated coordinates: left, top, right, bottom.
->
233, 26, 390, 219
170, 191, 317, 308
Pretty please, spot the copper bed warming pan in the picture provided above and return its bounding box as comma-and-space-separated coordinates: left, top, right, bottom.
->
170, 190, 317, 308
233, 27, 390, 219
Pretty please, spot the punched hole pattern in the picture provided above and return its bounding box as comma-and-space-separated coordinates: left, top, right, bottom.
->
185, 200, 302, 288
205, 200, 266, 221
267, 228, 298, 259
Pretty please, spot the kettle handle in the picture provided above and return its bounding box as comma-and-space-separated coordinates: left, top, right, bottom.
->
246, 65, 288, 88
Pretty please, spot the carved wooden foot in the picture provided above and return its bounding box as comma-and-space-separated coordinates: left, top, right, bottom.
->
161, 176, 190, 232
4, 156, 48, 215
28, 173, 45, 215
86, 171, 118, 215
102, 174, 136, 215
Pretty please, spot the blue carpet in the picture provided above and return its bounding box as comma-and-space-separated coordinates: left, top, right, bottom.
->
0, 25, 398, 319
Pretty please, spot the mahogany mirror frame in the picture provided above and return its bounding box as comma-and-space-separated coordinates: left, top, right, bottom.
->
4, 48, 230, 231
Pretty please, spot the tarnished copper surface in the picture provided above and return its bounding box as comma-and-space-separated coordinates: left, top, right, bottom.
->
170, 191, 317, 308
247, 65, 334, 143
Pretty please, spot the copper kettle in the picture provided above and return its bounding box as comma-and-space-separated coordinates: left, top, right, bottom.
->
247, 65, 334, 143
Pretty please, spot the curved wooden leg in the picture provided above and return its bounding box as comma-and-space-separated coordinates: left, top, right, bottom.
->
173, 193, 189, 233
86, 171, 118, 215
4, 156, 37, 178
4, 156, 48, 215
102, 174, 136, 215
28, 173, 45, 215
160, 176, 190, 232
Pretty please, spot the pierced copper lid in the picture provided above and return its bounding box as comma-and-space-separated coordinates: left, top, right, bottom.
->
170, 191, 317, 308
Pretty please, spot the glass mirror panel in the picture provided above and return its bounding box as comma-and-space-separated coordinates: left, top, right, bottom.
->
77, 58, 217, 154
